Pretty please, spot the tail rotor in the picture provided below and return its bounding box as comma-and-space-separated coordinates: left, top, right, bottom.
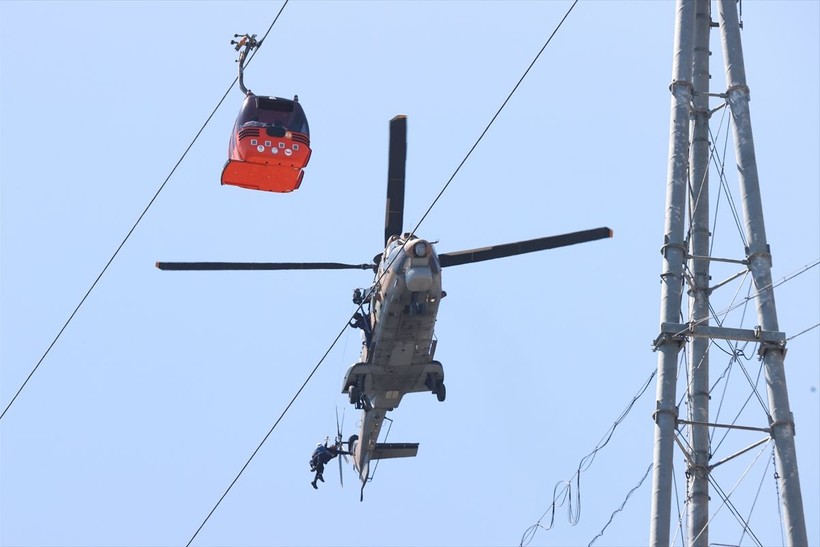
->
335, 407, 348, 487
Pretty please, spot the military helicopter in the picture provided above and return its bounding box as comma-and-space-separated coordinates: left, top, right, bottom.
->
157, 115, 611, 498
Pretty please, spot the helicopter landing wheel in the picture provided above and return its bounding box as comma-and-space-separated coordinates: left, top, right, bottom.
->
348, 385, 361, 408
434, 380, 446, 402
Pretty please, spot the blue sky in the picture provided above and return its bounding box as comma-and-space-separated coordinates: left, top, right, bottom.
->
1, 2, 818, 546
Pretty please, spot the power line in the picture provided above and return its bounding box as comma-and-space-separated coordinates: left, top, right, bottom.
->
787, 322, 819, 342
665, 259, 820, 338
408, 0, 579, 238
588, 462, 653, 547
519, 367, 657, 547
0, 2, 287, 423
185, 307, 347, 547
737, 447, 775, 547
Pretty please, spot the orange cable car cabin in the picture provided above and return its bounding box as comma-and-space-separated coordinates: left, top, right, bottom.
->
221, 94, 311, 193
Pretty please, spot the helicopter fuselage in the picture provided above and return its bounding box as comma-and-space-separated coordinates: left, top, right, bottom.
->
342, 233, 446, 483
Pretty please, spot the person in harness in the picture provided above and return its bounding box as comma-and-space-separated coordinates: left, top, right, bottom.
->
348, 311, 373, 348
309, 441, 347, 489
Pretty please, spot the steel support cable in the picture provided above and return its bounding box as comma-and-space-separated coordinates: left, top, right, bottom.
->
685, 123, 710, 246
733, 346, 769, 413
701, 439, 770, 545
787, 322, 820, 342
709, 110, 749, 249
519, 367, 657, 547
672, 426, 767, 547
771, 444, 787, 547
0, 2, 288, 422
668, 260, 820, 339
712, 360, 766, 456
702, 281, 758, 451
710, 280, 771, 417
736, 446, 774, 547
706, 263, 748, 329
185, 312, 347, 547
706, 103, 742, 255
407, 0, 579, 238
673, 330, 772, 541
671, 426, 768, 547
710, 355, 736, 447
671, 460, 686, 547
188, 275, 383, 543
676, 344, 690, 409
676, 304, 766, 457
587, 462, 653, 547
707, 344, 758, 443
701, 448, 768, 547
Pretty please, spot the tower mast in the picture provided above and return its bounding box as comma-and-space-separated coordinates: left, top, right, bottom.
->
686, 1, 712, 544
716, 1, 807, 543
649, 1, 695, 544
650, 1, 808, 545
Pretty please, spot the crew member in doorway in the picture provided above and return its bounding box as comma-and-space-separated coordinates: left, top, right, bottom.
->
349, 312, 373, 348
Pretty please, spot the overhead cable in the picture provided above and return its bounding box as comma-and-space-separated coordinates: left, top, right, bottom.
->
587, 462, 653, 547
519, 367, 656, 547
0, 3, 284, 423
185, 299, 347, 547
408, 0, 579, 238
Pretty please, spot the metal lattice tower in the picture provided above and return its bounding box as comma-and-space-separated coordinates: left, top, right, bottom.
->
649, 1, 807, 546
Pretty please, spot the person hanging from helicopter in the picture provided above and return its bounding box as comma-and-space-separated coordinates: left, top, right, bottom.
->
309, 440, 347, 490
220, 33, 312, 193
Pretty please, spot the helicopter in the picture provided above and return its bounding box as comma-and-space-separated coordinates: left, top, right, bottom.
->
220, 34, 311, 193
157, 115, 611, 498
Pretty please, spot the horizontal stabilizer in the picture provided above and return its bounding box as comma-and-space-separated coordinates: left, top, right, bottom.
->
372, 442, 419, 460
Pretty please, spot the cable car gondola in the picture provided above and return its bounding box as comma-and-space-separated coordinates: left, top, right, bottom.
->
221, 35, 311, 193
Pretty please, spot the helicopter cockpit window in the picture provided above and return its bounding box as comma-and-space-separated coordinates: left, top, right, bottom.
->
382, 240, 403, 269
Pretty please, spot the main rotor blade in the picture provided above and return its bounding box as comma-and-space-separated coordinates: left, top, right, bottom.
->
437, 227, 613, 268
155, 261, 373, 271
384, 115, 407, 246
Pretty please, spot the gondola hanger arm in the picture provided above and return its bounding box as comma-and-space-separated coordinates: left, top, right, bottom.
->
230, 33, 259, 96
